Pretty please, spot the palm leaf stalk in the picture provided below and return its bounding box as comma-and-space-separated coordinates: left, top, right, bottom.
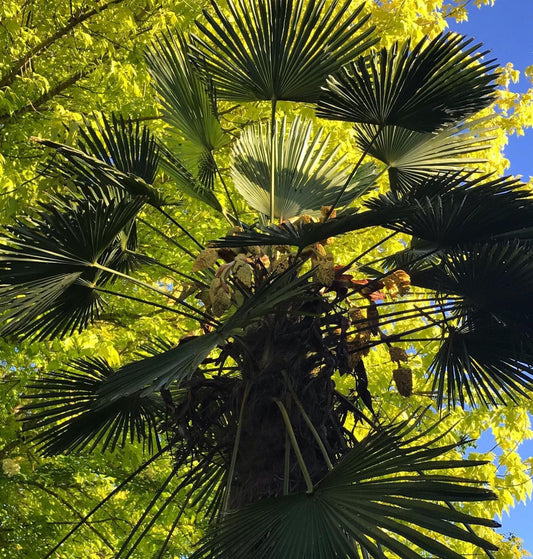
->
9, 1, 533, 557
270, 98, 278, 223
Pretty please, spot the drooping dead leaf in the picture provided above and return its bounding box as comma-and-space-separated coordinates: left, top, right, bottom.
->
393, 366, 413, 397
389, 346, 409, 363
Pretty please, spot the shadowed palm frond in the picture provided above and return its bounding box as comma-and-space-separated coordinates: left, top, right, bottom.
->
366, 174, 533, 247
192, 420, 498, 559
76, 114, 161, 184
0, 197, 144, 339
318, 33, 497, 132
191, 0, 376, 102
354, 119, 494, 195
22, 357, 163, 456
33, 136, 165, 207
411, 241, 533, 328
405, 242, 533, 407
232, 117, 377, 220
97, 331, 226, 405
0, 275, 104, 340
159, 144, 224, 212
211, 205, 412, 248
431, 321, 533, 408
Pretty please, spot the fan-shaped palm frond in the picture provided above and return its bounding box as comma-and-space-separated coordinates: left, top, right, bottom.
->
191, 0, 376, 102
22, 357, 163, 456
367, 174, 533, 248
0, 275, 104, 340
431, 322, 533, 408
34, 136, 165, 207
192, 420, 498, 559
145, 29, 228, 158
232, 117, 376, 220
405, 242, 533, 406
97, 331, 226, 404
354, 119, 494, 195
76, 114, 161, 184
412, 241, 533, 328
159, 144, 224, 212
318, 33, 497, 132
0, 197, 144, 339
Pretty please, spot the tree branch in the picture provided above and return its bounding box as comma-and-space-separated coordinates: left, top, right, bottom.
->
0, 0, 124, 89
1, 68, 90, 121
21, 479, 116, 552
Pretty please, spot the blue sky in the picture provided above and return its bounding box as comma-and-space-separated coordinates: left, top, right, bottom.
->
449, 2, 533, 553
450, 0, 533, 179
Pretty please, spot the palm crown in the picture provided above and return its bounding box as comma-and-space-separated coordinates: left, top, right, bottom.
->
4, 0, 533, 557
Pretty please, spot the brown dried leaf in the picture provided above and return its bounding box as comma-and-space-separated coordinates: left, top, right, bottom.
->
315, 254, 335, 286
192, 248, 219, 272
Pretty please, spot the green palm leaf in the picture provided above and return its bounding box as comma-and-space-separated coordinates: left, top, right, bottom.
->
407, 242, 533, 406
76, 114, 161, 184
367, 174, 533, 247
22, 357, 163, 455
145, 29, 227, 208
431, 322, 533, 408
191, 0, 376, 102
146, 29, 227, 152
354, 119, 494, 194
421, 242, 533, 328
0, 275, 104, 340
0, 197, 144, 339
233, 117, 376, 219
318, 33, 497, 132
97, 331, 226, 405
34, 136, 165, 207
192, 421, 498, 559
159, 144, 224, 212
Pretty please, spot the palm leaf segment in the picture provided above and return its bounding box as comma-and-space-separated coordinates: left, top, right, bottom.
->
414, 241, 533, 406
145, 29, 228, 210
211, 205, 412, 248
318, 32, 497, 132
354, 119, 494, 195
0, 196, 144, 339
193, 421, 498, 559
192, 0, 376, 102
35, 133, 164, 208
22, 357, 163, 456
233, 117, 376, 220
77, 114, 161, 185
368, 173, 533, 247
145, 29, 227, 154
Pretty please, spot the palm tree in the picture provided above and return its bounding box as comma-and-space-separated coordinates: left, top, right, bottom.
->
4, 0, 533, 557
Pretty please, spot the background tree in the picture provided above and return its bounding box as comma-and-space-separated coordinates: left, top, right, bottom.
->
0, 2, 209, 557
1, 1, 533, 558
